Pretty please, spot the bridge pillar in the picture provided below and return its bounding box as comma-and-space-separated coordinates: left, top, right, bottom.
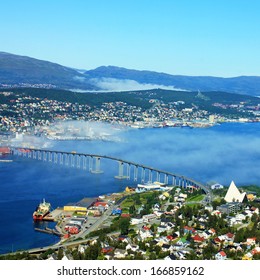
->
54, 152, 58, 164
134, 165, 138, 181
59, 153, 63, 165
89, 157, 93, 172
43, 151, 47, 161
48, 151, 52, 162
82, 156, 87, 170
148, 169, 152, 183
164, 174, 168, 185
71, 154, 75, 167
65, 154, 69, 166
126, 164, 130, 179
90, 157, 103, 174
141, 168, 145, 183
115, 161, 128, 179
156, 172, 160, 182
37, 151, 41, 160
76, 155, 81, 168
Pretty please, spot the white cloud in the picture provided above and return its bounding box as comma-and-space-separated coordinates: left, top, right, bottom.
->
89, 78, 188, 92
73, 75, 87, 82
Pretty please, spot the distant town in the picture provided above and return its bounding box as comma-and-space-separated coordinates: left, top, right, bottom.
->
1, 180, 260, 260
0, 87, 260, 144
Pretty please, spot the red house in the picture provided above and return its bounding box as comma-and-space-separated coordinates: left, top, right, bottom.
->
94, 201, 108, 208
192, 234, 204, 243
101, 246, 114, 254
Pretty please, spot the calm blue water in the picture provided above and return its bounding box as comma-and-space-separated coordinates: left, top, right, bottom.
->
0, 122, 260, 254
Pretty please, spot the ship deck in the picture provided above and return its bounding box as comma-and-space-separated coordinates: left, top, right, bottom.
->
42, 208, 63, 221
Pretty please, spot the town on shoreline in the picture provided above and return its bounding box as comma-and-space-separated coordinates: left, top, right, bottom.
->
1, 88, 260, 146
1, 181, 260, 260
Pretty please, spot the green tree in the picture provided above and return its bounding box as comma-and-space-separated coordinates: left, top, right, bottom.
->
234, 228, 246, 243
149, 252, 157, 260
119, 218, 130, 235
57, 248, 63, 260
186, 250, 199, 260
129, 205, 136, 214
202, 243, 217, 260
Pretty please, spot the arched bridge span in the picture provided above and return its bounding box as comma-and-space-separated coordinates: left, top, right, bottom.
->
11, 147, 210, 194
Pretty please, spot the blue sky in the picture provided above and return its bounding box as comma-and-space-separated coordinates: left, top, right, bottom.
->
1, 0, 259, 77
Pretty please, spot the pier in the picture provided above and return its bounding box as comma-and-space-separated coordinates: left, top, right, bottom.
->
34, 227, 62, 237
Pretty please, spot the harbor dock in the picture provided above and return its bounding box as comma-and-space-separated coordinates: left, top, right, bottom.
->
42, 208, 63, 221
34, 227, 62, 237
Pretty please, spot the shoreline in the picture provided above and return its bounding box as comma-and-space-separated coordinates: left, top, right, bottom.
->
2, 120, 260, 146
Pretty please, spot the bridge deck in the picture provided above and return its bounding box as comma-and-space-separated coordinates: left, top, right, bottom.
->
11, 147, 210, 194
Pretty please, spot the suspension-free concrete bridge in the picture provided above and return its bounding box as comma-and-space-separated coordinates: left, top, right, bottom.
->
11, 147, 210, 194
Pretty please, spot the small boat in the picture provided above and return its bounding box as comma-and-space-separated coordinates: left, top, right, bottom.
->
0, 159, 13, 162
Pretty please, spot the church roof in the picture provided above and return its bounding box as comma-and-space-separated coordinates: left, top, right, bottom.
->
224, 181, 247, 203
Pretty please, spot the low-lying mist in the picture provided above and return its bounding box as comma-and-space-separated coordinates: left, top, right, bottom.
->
89, 77, 187, 92
118, 125, 260, 186
9, 121, 127, 149
47, 120, 126, 141
65, 123, 260, 187
10, 133, 52, 149
9, 122, 260, 187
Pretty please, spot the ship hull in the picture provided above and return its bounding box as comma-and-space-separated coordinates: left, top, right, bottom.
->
33, 212, 49, 221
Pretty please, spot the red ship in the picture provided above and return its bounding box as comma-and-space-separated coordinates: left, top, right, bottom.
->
33, 199, 51, 221
0, 147, 11, 155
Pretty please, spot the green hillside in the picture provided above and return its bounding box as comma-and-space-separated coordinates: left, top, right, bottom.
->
1, 88, 259, 117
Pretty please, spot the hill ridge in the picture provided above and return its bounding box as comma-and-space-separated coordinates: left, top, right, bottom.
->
1, 52, 260, 95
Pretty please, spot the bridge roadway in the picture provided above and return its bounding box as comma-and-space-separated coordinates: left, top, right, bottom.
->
11, 147, 210, 194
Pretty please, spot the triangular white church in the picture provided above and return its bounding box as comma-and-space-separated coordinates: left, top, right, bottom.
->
224, 181, 247, 203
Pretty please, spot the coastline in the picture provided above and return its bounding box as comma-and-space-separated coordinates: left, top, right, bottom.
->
1, 122, 260, 255
2, 119, 260, 146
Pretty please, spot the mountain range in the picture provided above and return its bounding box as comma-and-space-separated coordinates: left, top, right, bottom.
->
0, 51, 260, 96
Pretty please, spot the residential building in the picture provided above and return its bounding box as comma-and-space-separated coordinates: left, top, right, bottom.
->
215, 251, 227, 260
217, 202, 242, 215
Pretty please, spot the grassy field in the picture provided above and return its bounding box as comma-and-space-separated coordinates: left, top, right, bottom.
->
186, 194, 205, 202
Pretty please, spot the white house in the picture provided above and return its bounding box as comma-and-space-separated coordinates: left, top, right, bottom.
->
157, 225, 167, 234
114, 249, 127, 259
126, 243, 139, 252
138, 227, 154, 240
211, 183, 224, 190
130, 217, 143, 225
215, 251, 227, 260
78, 244, 89, 254
142, 213, 157, 223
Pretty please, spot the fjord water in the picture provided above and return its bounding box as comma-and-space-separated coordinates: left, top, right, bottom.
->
1, 122, 260, 254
